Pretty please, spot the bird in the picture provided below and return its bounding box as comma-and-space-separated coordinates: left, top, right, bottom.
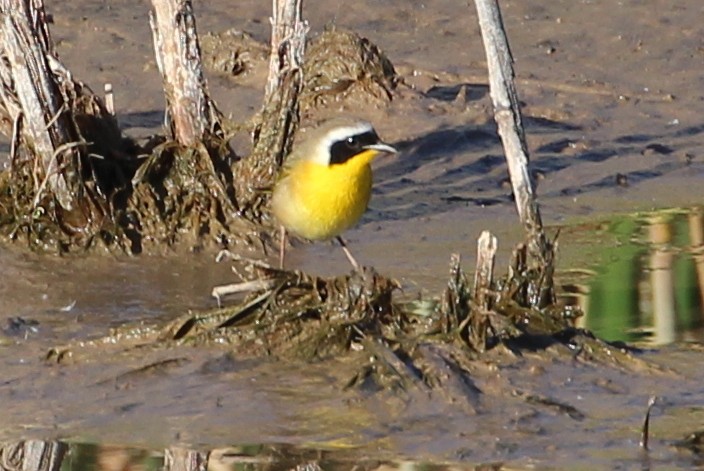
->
271, 118, 397, 270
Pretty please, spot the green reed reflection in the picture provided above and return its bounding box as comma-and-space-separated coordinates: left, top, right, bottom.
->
581, 207, 704, 345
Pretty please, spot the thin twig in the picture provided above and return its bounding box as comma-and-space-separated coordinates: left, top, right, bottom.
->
215, 249, 275, 270
41, 100, 66, 132
211, 278, 277, 307
9, 110, 22, 170
640, 396, 658, 451
31, 140, 83, 208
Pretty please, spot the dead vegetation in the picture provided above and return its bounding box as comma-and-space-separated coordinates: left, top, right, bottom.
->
2, 0, 660, 413
301, 29, 399, 112
0, 0, 405, 255
47, 236, 659, 394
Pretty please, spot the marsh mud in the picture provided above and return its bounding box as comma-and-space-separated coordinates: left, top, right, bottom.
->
2, 0, 704, 468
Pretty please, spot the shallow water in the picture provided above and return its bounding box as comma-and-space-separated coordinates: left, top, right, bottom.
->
3, 0, 704, 469
4, 214, 704, 468
573, 208, 704, 345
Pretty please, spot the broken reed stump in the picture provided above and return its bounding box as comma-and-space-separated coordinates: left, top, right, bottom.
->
0, 0, 252, 252
0, 440, 67, 471
122, 0, 250, 251
465, 231, 498, 351
0, 0, 77, 211
149, 0, 224, 147
473, 0, 555, 307
437, 0, 561, 347
164, 447, 209, 471
0, 0, 304, 252
473, 230, 497, 312
0, 0, 128, 247
233, 0, 307, 218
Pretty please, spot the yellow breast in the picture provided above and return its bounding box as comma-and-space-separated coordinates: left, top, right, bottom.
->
271, 150, 376, 241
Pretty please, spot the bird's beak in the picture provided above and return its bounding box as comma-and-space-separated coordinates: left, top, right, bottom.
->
364, 142, 398, 155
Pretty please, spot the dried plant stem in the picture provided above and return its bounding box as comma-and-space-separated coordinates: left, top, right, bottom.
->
211, 279, 277, 306
264, 0, 307, 103
149, 0, 221, 146
0, 0, 80, 210
473, 0, 550, 263
235, 0, 307, 212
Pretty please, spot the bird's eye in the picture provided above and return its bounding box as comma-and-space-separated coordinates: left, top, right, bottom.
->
346, 136, 361, 149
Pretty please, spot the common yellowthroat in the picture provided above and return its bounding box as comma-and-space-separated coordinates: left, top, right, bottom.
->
271, 118, 397, 270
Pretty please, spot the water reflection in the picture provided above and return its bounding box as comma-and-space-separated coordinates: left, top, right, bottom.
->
0, 440, 475, 471
574, 206, 704, 345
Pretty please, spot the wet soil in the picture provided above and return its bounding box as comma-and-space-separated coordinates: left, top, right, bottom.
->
2, 0, 704, 468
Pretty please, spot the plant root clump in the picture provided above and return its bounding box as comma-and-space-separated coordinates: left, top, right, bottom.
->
46, 237, 663, 406
301, 29, 400, 113
125, 134, 263, 254
200, 28, 400, 112
162, 265, 401, 360
0, 79, 139, 252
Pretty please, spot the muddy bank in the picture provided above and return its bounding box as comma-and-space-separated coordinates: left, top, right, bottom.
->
3, 325, 704, 468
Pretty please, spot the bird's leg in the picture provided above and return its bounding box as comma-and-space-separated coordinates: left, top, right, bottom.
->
336, 236, 361, 271
279, 225, 287, 269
